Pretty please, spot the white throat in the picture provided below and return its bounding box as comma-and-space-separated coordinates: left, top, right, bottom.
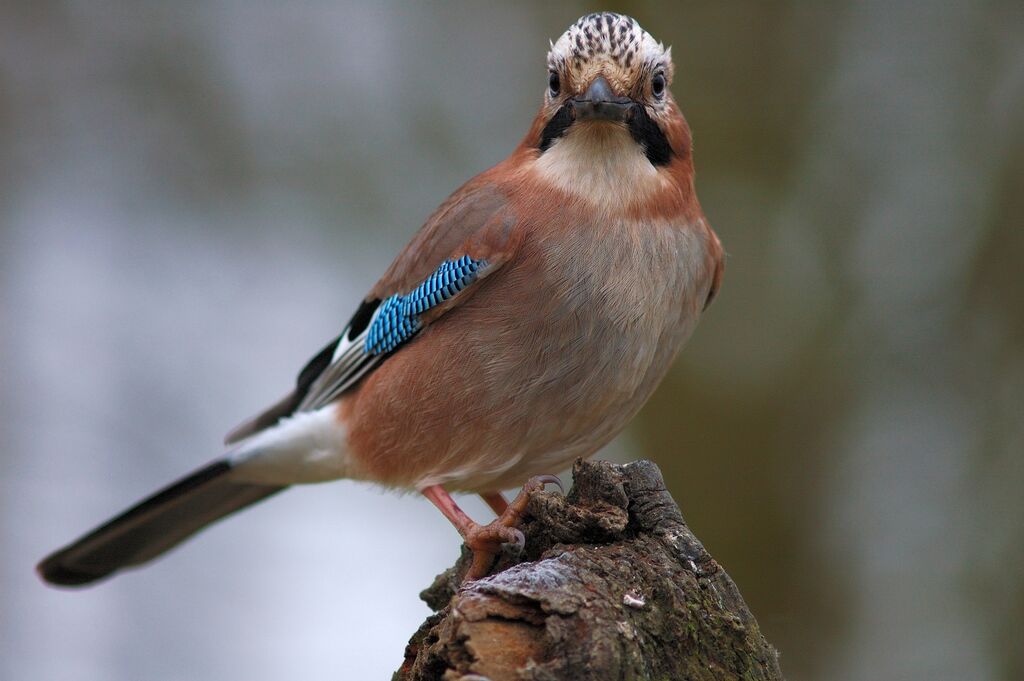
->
532, 122, 669, 214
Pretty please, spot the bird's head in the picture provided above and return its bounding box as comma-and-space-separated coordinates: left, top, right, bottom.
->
525, 13, 689, 170
517, 14, 695, 216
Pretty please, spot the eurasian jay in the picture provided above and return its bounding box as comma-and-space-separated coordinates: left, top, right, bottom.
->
38, 12, 723, 586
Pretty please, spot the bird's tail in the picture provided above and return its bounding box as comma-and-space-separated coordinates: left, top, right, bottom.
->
37, 459, 285, 587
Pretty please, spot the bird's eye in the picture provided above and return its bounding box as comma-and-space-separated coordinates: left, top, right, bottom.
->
652, 72, 666, 98
548, 71, 560, 96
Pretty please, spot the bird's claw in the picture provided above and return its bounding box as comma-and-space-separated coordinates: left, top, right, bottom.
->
461, 475, 558, 581
505, 528, 526, 553
530, 473, 564, 494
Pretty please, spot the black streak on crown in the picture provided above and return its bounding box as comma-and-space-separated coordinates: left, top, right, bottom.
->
563, 12, 642, 69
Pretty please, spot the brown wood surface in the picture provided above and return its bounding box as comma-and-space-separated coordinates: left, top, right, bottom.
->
395, 459, 783, 681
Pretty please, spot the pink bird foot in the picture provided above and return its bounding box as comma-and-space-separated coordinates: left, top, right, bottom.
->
423, 475, 562, 581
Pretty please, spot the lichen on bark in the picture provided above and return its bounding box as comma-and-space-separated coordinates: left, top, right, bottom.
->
395, 459, 783, 681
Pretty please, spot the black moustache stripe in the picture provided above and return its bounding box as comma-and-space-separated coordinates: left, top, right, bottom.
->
627, 105, 673, 166
539, 104, 574, 152
538, 102, 674, 167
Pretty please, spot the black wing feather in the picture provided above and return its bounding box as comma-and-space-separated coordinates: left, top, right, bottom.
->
223, 299, 381, 444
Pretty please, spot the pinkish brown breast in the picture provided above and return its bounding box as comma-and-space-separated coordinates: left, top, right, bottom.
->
340, 205, 717, 493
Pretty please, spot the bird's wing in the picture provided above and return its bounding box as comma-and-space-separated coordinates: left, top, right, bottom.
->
224, 179, 518, 444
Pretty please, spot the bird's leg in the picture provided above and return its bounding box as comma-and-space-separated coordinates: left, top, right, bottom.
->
422, 475, 562, 581
480, 491, 509, 516
422, 485, 521, 580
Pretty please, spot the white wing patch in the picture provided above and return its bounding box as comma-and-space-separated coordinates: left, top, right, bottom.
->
298, 321, 380, 411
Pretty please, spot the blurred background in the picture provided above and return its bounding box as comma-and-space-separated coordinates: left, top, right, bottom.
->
1, 2, 1021, 679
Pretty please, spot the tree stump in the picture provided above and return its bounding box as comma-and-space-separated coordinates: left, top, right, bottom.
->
394, 459, 783, 680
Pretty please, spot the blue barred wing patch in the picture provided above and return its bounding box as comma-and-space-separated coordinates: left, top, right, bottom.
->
364, 255, 487, 356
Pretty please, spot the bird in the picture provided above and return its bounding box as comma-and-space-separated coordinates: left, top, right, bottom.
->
37, 12, 723, 587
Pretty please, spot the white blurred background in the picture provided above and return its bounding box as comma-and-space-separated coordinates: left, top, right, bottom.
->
1, 2, 1021, 680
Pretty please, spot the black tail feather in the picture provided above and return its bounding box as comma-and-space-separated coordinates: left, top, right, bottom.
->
37, 460, 284, 587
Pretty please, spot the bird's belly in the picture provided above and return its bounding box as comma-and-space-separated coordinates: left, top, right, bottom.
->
342, 220, 712, 492
482, 273, 701, 486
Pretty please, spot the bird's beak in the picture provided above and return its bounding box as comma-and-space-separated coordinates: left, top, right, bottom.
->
569, 76, 634, 123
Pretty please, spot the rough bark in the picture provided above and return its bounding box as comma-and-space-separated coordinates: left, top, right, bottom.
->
394, 459, 783, 681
